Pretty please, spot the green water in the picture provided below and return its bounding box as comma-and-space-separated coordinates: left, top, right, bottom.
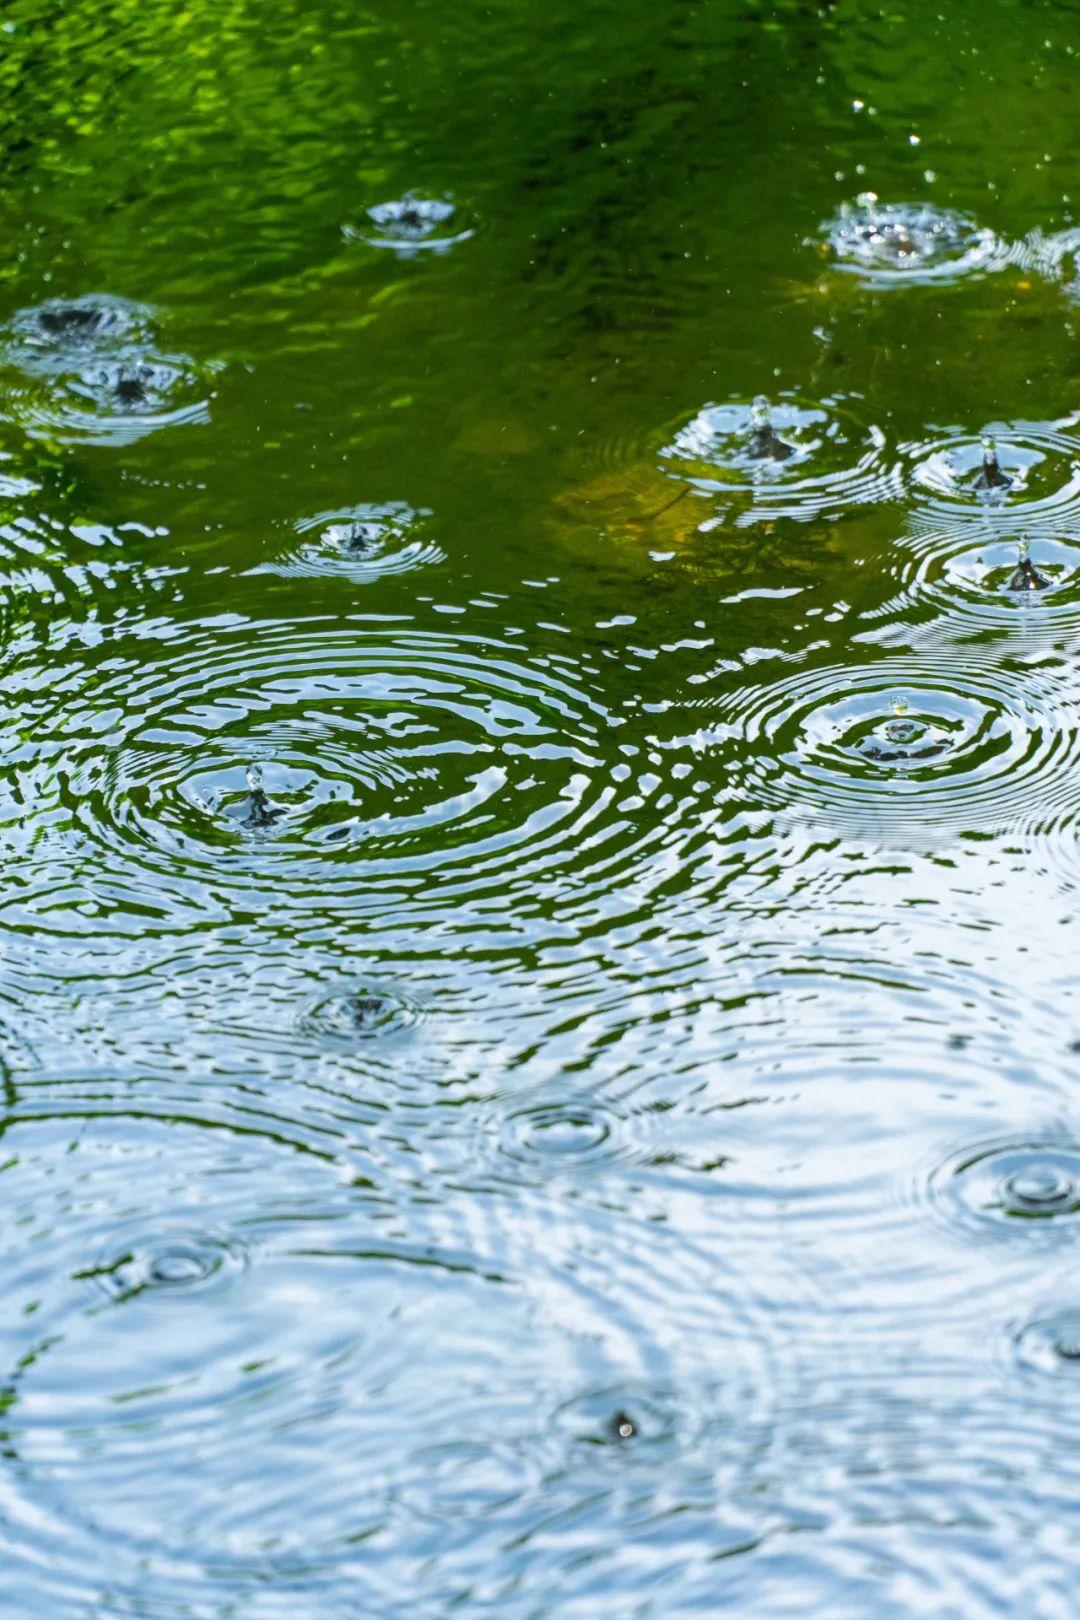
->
2, 1, 1080, 1615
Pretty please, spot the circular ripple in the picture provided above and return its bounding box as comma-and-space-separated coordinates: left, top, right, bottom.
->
818, 195, 1004, 285
4, 1248, 571, 1602
298, 982, 424, 1043
686, 658, 1077, 844
0, 620, 615, 927
924, 1137, 1080, 1237
5, 293, 154, 350
659, 392, 901, 524
343, 192, 474, 255
1011, 1310, 1080, 1383
903, 419, 1080, 533
393, 1436, 552, 1525
879, 529, 1080, 630
80, 1231, 247, 1303
499, 1092, 633, 1177
0, 1115, 774, 1614
553, 1385, 682, 1452
0, 293, 217, 445
260, 501, 445, 580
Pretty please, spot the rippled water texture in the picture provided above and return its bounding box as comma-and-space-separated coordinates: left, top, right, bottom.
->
1, 0, 1080, 1616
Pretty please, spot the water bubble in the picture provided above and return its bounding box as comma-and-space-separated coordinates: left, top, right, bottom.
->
1002, 1164, 1075, 1212
555, 1388, 679, 1451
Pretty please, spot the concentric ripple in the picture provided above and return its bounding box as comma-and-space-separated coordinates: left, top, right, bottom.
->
553, 1385, 683, 1452
682, 658, 1077, 844
77, 1230, 248, 1303
0, 620, 614, 924
0, 293, 218, 445
297, 981, 425, 1044
659, 392, 901, 524
903, 418, 1080, 532
818, 195, 1004, 285
1010, 1310, 1080, 1384
922, 1136, 1080, 1238
498, 1092, 636, 1180
0, 1111, 780, 1615
877, 529, 1080, 630
259, 501, 445, 580
343, 192, 475, 255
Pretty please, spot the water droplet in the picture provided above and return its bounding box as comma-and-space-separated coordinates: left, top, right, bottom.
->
745, 395, 794, 462
1008, 536, 1051, 593
750, 395, 771, 431
973, 432, 1013, 495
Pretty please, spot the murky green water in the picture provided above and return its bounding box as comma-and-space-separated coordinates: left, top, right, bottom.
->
2, 0, 1080, 1613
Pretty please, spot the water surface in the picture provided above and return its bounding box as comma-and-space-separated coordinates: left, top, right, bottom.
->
1, 0, 1080, 1614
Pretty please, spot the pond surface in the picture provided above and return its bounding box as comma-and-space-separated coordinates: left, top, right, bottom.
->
1, 0, 1079, 1614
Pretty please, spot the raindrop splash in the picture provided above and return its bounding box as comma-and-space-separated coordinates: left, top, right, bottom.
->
820, 195, 1003, 285
1008, 536, 1051, 593
973, 433, 1013, 497
746, 395, 795, 462
344, 192, 475, 255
